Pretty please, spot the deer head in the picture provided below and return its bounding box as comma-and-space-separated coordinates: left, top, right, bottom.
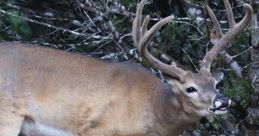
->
132, 0, 252, 116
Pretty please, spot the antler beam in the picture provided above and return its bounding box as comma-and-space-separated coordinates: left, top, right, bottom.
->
132, 0, 187, 80
200, 0, 253, 71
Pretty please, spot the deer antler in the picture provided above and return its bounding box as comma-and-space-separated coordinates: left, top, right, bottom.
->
132, 0, 187, 80
200, 0, 253, 71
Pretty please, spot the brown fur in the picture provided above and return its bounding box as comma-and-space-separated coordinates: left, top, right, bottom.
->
0, 0, 252, 135
0, 43, 222, 136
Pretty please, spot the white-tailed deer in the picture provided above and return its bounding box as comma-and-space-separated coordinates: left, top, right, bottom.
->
0, 0, 252, 136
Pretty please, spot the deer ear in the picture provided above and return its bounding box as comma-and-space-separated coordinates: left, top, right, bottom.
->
212, 72, 224, 83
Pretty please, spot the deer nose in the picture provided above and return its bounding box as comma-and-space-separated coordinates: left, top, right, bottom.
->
213, 94, 231, 109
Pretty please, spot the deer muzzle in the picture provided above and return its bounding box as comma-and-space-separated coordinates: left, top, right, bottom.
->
210, 94, 231, 114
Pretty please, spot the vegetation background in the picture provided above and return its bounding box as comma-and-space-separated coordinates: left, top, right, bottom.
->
0, 0, 258, 135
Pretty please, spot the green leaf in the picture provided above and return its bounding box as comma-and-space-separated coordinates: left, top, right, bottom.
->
3, 10, 32, 39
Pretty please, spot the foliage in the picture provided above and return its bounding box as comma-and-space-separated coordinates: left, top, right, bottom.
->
2, 10, 32, 38
223, 75, 252, 107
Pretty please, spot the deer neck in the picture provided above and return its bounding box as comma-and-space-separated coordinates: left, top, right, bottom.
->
151, 82, 201, 135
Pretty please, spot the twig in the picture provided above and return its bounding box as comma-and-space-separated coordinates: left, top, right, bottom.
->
0, 9, 88, 37
181, 48, 199, 72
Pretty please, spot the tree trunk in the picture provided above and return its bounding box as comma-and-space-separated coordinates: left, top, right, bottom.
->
246, 2, 259, 135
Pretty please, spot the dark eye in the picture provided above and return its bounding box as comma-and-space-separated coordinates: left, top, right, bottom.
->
186, 87, 197, 93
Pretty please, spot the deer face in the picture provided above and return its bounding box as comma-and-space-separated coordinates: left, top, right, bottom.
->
168, 70, 230, 117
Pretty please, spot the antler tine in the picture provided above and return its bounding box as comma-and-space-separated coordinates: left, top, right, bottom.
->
207, 6, 223, 38
223, 0, 236, 28
200, 1, 253, 71
132, 0, 187, 80
132, 0, 145, 47
141, 16, 150, 42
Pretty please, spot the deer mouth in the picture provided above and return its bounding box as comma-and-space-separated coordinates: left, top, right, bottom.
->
209, 106, 228, 114
209, 98, 232, 115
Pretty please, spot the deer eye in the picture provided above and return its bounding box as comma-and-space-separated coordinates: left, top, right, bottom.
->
186, 87, 197, 93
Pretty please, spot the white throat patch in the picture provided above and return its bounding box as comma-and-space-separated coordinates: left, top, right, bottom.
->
21, 121, 75, 136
